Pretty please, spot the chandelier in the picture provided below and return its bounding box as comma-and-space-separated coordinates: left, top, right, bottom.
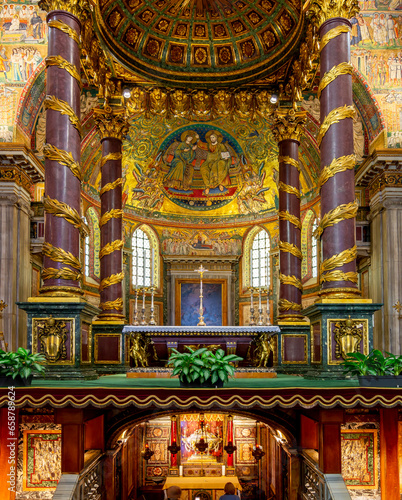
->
142, 443, 154, 461
252, 421, 265, 461
168, 440, 181, 455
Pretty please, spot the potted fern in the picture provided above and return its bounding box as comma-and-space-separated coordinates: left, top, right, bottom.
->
341, 350, 402, 387
0, 348, 46, 387
169, 346, 242, 388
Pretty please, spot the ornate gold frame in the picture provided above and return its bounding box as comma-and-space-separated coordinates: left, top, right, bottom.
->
281, 334, 308, 364
32, 317, 75, 365
327, 318, 369, 365
94, 333, 122, 364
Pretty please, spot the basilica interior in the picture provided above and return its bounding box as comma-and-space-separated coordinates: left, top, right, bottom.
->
0, 0, 402, 498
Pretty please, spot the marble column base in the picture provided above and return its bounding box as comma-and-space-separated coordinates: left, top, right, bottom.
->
275, 322, 311, 374
91, 321, 128, 374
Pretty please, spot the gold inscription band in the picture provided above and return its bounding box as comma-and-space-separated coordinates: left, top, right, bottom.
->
317, 154, 356, 190
43, 196, 89, 236
101, 152, 123, 167
100, 298, 124, 311
320, 270, 358, 284
317, 105, 355, 147
44, 95, 82, 137
278, 155, 301, 172
279, 298, 302, 312
48, 19, 80, 46
46, 55, 81, 86
320, 246, 357, 274
43, 242, 81, 270
320, 25, 350, 52
278, 211, 302, 230
99, 240, 124, 259
317, 62, 354, 98
279, 273, 302, 290
43, 143, 82, 181
279, 241, 303, 260
100, 178, 123, 196
278, 181, 301, 199
42, 267, 82, 281
314, 201, 358, 238
100, 272, 124, 292
99, 209, 124, 228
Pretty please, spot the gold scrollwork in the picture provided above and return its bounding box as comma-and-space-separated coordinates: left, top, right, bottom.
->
320, 246, 357, 274
317, 62, 354, 98
279, 241, 303, 260
43, 144, 82, 181
43, 242, 81, 270
43, 196, 89, 236
100, 178, 123, 196
277, 155, 301, 172
309, 0, 359, 29
321, 270, 358, 284
101, 152, 122, 167
48, 19, 80, 46
317, 105, 355, 146
100, 298, 123, 311
279, 273, 302, 290
38, 0, 90, 20
278, 298, 302, 311
42, 266, 82, 281
46, 55, 81, 86
333, 317, 363, 359
99, 209, 123, 228
272, 108, 306, 143
314, 201, 358, 238
320, 25, 350, 52
278, 181, 301, 199
94, 108, 129, 141
99, 240, 123, 259
36, 315, 68, 363
317, 154, 356, 190
278, 211, 302, 230
99, 271, 124, 291
44, 95, 82, 137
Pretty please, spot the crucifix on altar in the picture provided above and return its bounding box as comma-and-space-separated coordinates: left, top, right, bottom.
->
195, 264, 208, 327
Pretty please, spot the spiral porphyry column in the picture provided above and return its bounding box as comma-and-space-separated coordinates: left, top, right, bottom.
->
39, 0, 89, 296
272, 109, 306, 321
94, 109, 128, 321
310, 0, 360, 298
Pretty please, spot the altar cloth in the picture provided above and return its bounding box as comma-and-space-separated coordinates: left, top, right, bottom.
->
163, 476, 242, 491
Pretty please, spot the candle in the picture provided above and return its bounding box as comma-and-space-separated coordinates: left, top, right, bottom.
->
222, 465, 226, 476
179, 465, 183, 476
151, 248, 154, 287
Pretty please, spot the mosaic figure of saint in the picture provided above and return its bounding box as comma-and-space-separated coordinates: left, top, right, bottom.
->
198, 130, 231, 195
165, 130, 198, 190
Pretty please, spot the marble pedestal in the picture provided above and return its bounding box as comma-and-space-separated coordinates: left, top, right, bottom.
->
275, 322, 311, 374
92, 321, 128, 374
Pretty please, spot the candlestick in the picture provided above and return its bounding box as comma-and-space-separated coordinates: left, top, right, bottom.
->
179, 465, 183, 476
257, 287, 264, 326
141, 287, 147, 326
149, 285, 156, 325
196, 264, 208, 327
133, 287, 139, 326
266, 288, 271, 326
249, 287, 256, 326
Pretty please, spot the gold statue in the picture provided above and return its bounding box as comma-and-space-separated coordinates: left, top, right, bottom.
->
127, 87, 147, 115
192, 90, 212, 120
129, 332, 158, 367
149, 88, 168, 117
170, 89, 190, 119
249, 332, 275, 367
213, 90, 231, 118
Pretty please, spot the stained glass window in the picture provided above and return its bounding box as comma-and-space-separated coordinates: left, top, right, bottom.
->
132, 227, 151, 288
251, 230, 270, 288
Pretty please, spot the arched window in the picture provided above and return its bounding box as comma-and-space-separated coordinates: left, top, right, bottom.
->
83, 217, 90, 278
311, 220, 318, 279
87, 207, 100, 279
132, 227, 152, 288
301, 210, 319, 281
250, 229, 271, 288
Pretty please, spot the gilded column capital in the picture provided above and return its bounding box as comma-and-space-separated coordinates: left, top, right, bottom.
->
308, 0, 359, 29
94, 108, 129, 142
38, 0, 90, 20
272, 108, 306, 143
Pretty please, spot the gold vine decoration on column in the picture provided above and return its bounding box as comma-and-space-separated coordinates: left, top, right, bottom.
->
42, 267, 82, 281
278, 211, 302, 230
317, 154, 356, 190
48, 19, 80, 46
101, 152, 122, 167
279, 274, 302, 290
317, 62, 354, 98
313, 201, 358, 238
100, 178, 123, 196
277, 155, 301, 172
100, 272, 124, 291
44, 96, 82, 137
278, 181, 301, 199
279, 298, 302, 311
279, 241, 303, 260
320, 25, 350, 52
43, 196, 89, 236
43, 242, 81, 270
317, 105, 355, 146
99, 240, 123, 259
320, 246, 357, 274
320, 270, 358, 284
46, 55, 81, 86
100, 298, 124, 311
99, 209, 124, 228
43, 144, 82, 181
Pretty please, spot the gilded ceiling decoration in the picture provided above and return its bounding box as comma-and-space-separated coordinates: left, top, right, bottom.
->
95, 0, 304, 87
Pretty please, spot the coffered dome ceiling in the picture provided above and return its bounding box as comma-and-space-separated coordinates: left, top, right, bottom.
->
96, 0, 304, 88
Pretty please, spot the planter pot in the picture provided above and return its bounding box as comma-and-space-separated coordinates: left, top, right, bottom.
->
0, 375, 33, 387
180, 379, 224, 388
358, 375, 402, 387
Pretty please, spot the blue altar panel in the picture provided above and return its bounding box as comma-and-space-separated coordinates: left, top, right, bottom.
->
180, 283, 222, 326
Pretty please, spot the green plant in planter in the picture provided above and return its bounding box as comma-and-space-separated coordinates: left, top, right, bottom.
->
0, 348, 46, 382
341, 350, 402, 376
169, 347, 243, 386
